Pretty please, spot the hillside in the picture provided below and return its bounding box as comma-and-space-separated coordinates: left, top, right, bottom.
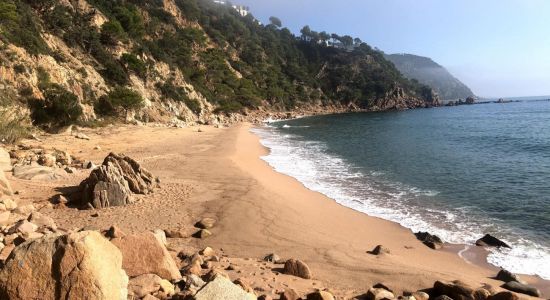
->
0, 0, 438, 138
385, 53, 474, 100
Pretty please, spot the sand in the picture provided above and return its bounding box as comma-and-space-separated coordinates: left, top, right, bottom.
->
8, 123, 549, 299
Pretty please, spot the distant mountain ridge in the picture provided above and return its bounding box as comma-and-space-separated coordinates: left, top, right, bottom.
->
385, 53, 474, 100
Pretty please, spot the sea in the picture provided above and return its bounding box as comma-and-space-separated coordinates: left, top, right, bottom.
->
252, 96, 550, 280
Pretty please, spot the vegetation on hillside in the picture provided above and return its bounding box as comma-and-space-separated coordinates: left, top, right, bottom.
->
0, 0, 437, 132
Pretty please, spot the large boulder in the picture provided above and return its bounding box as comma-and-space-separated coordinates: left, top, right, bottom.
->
476, 234, 510, 248
0, 231, 128, 300
433, 280, 475, 300
283, 258, 312, 279
78, 153, 159, 208
194, 275, 256, 300
496, 269, 522, 283
110, 231, 181, 281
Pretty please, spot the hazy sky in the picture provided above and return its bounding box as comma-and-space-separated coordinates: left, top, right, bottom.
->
235, 0, 550, 98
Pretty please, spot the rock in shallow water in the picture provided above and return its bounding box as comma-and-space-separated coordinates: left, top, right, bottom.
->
475, 234, 510, 248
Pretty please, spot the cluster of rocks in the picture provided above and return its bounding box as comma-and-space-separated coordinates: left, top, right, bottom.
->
75, 152, 160, 209
414, 231, 511, 251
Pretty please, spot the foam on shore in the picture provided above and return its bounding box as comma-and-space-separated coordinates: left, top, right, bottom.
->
252, 124, 550, 280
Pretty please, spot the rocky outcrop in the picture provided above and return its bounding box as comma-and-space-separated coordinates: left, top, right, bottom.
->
0, 148, 11, 172
0, 231, 128, 300
283, 259, 312, 279
0, 168, 12, 198
110, 231, 181, 281
78, 153, 159, 208
476, 234, 510, 248
12, 165, 66, 181
415, 231, 443, 249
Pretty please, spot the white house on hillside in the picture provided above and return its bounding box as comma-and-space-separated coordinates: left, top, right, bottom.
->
212, 1, 250, 17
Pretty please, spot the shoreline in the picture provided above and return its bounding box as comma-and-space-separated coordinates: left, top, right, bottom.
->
245, 123, 550, 295
9, 122, 548, 298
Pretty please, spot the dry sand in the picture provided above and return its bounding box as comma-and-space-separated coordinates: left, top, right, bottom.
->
8, 123, 549, 299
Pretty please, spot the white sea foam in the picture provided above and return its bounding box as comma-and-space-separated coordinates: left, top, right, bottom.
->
251, 125, 550, 280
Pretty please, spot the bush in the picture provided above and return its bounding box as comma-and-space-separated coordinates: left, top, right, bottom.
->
0, 109, 30, 144
156, 81, 202, 114
121, 53, 147, 78
28, 84, 82, 127
100, 20, 126, 45
95, 87, 144, 116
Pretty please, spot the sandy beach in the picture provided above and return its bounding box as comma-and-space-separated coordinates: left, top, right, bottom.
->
8, 123, 548, 299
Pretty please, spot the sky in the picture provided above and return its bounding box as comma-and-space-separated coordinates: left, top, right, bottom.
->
234, 0, 550, 98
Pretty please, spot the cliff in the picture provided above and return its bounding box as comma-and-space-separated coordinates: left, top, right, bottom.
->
385, 53, 474, 100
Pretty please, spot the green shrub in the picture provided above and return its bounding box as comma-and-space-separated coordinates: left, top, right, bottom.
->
156, 81, 202, 114
121, 53, 147, 78
95, 87, 144, 116
28, 84, 82, 127
13, 63, 26, 74
100, 20, 126, 45
0, 109, 30, 144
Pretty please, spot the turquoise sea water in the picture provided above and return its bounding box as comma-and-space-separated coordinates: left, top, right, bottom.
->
253, 99, 550, 279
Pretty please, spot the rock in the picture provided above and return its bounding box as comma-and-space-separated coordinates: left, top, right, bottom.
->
488, 292, 518, 300
0, 148, 11, 171
370, 245, 391, 255
106, 225, 126, 239
200, 246, 216, 257
1, 198, 17, 210
0, 168, 13, 197
203, 269, 229, 282
476, 234, 510, 248
153, 228, 167, 246
128, 273, 163, 298
0, 244, 15, 261
410, 292, 429, 300
373, 283, 394, 293
52, 194, 69, 205
165, 228, 186, 238
502, 281, 541, 297
433, 280, 474, 300
84, 161, 96, 169
28, 211, 56, 229
110, 231, 181, 281
159, 279, 175, 297
193, 275, 256, 300
193, 229, 212, 239
366, 287, 395, 300
258, 295, 273, 300
75, 132, 91, 140
307, 290, 335, 300
54, 150, 72, 165
496, 269, 522, 283
195, 217, 216, 229
415, 232, 443, 249
434, 296, 453, 300
8, 219, 38, 235
142, 294, 159, 300
474, 288, 492, 300
283, 258, 312, 279
12, 165, 65, 181
13, 204, 35, 215
184, 274, 207, 293
234, 278, 255, 294
182, 261, 202, 276
280, 289, 300, 300
38, 154, 56, 167
0, 231, 128, 300
0, 211, 10, 226
78, 153, 159, 208
264, 253, 281, 263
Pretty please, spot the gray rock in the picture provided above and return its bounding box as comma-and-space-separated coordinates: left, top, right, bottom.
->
476, 234, 510, 248
78, 153, 159, 209
415, 232, 443, 250
264, 253, 281, 263
496, 269, 522, 283
193, 275, 255, 300
366, 287, 395, 300
502, 281, 541, 297
13, 165, 65, 181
